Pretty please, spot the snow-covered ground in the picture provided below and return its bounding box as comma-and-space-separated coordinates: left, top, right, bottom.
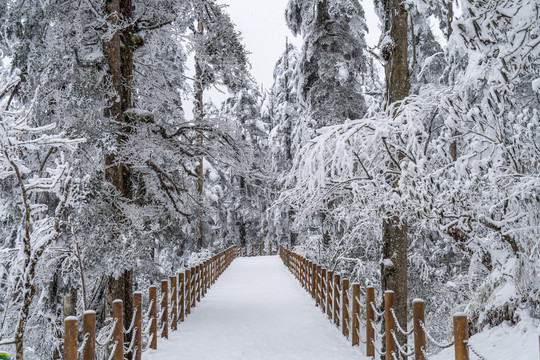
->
145, 256, 363, 360
146, 255, 539, 360
430, 311, 539, 360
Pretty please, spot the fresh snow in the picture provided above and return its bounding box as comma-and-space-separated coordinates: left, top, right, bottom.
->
145, 256, 363, 360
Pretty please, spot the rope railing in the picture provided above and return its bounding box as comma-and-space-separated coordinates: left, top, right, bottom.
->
279, 245, 479, 360
63, 246, 238, 360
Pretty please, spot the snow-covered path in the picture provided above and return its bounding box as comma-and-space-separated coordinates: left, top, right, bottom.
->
145, 256, 363, 360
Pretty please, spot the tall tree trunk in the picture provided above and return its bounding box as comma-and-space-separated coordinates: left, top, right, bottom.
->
195, 19, 205, 251
103, 0, 134, 335
379, 0, 410, 354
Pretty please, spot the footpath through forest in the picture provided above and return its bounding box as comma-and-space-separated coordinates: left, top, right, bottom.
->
145, 256, 362, 360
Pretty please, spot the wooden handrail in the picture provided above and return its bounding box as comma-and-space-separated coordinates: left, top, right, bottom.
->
279, 245, 476, 360
64, 246, 238, 359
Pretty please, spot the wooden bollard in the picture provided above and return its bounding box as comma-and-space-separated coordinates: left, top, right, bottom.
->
334, 273, 341, 325
326, 270, 333, 319
64, 316, 78, 360
149, 286, 157, 349
321, 268, 327, 312
133, 292, 142, 360
342, 279, 349, 337
112, 300, 124, 360
413, 299, 426, 360
385, 291, 396, 360
351, 283, 360, 346
82, 310, 96, 360
178, 273, 185, 322
453, 313, 469, 360
185, 269, 191, 315
161, 280, 168, 339
170, 276, 177, 330
366, 286, 375, 356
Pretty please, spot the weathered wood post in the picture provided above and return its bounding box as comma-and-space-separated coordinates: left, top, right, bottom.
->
82, 310, 96, 360
161, 280, 168, 339
334, 273, 341, 326
196, 265, 202, 302
315, 265, 322, 306
413, 299, 426, 360
149, 286, 157, 349
201, 261, 206, 297
112, 300, 124, 360
170, 276, 177, 331
310, 262, 316, 298
385, 290, 396, 360
453, 313, 469, 360
326, 270, 333, 319
64, 316, 78, 360
133, 292, 142, 360
178, 273, 185, 322
190, 266, 197, 308
251, 244, 254, 257
185, 269, 191, 315
366, 286, 375, 357
342, 278, 349, 337
269, 242, 272, 255
321, 268, 327, 312
351, 283, 360, 346
259, 243, 263, 256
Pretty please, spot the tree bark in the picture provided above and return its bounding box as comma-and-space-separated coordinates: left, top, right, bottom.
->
103, 0, 134, 337
379, 0, 410, 354
195, 19, 205, 251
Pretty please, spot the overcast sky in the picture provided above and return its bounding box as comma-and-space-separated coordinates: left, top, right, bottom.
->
217, 0, 381, 88
188, 0, 382, 118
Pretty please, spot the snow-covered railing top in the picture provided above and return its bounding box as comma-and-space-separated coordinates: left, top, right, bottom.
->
63, 246, 238, 360
279, 245, 492, 360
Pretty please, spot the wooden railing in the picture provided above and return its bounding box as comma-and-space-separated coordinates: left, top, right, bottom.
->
279, 245, 479, 360
238, 242, 275, 257
64, 246, 237, 360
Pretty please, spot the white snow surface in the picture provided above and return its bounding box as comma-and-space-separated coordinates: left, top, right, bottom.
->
145, 256, 363, 360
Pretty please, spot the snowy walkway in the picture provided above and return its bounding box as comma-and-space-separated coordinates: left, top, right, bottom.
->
145, 256, 363, 360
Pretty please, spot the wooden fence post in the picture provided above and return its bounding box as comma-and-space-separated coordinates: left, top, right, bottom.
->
413, 299, 426, 360
321, 268, 327, 313
351, 283, 360, 346
310, 262, 316, 298
149, 286, 157, 349
178, 273, 185, 322
185, 269, 191, 315
334, 273, 341, 326
82, 310, 96, 360
326, 270, 333, 319
133, 292, 142, 360
366, 286, 375, 357
342, 278, 349, 337
259, 243, 263, 256
112, 300, 124, 360
385, 290, 396, 360
190, 267, 196, 308
196, 265, 202, 302
170, 276, 177, 331
64, 316, 78, 360
315, 265, 322, 306
453, 313, 469, 360
161, 280, 168, 339
269, 242, 272, 255
251, 244, 254, 257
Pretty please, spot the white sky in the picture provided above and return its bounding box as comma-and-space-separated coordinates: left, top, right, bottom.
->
186, 0, 382, 118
